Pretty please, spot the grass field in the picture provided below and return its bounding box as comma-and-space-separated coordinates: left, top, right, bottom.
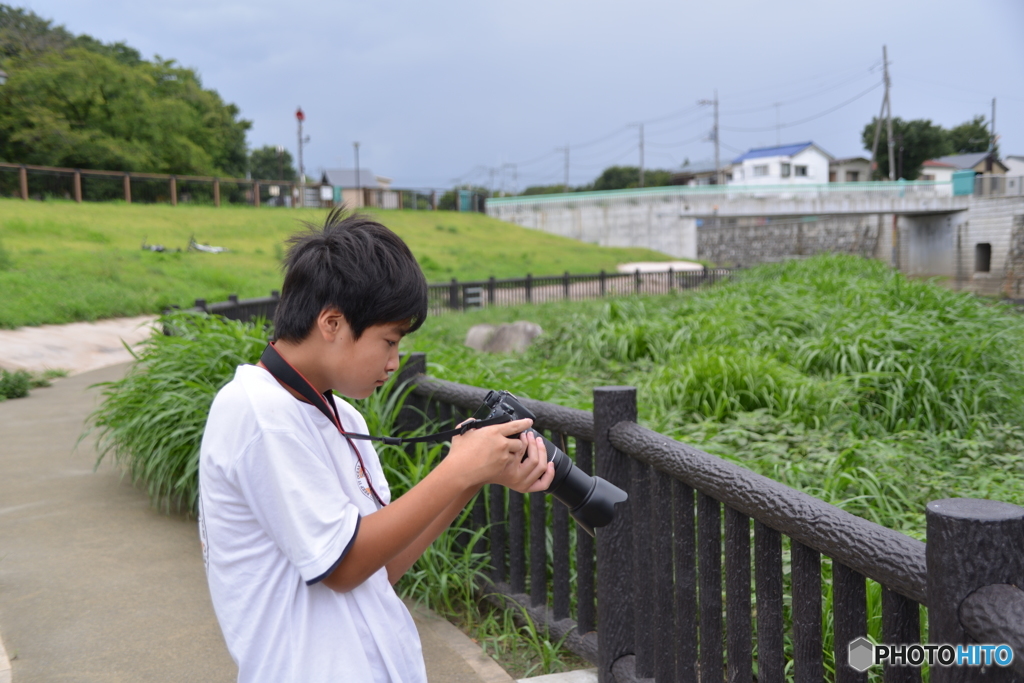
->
0, 199, 675, 328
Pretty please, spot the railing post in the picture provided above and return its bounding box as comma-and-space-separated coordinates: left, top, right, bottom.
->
526, 273, 533, 303
634, 268, 641, 294
19, 165, 28, 200
73, 170, 82, 203
668, 267, 674, 292
449, 278, 459, 310
599, 270, 606, 296
488, 276, 496, 305
563, 271, 571, 299
123, 173, 132, 204
213, 178, 221, 207
253, 181, 260, 207
594, 386, 636, 683
169, 176, 177, 206
927, 498, 1024, 683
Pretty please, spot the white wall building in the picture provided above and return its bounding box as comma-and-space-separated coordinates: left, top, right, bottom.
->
1004, 155, 1024, 178
728, 142, 832, 186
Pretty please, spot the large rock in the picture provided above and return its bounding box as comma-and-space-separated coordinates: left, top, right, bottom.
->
464, 321, 543, 354
464, 324, 498, 351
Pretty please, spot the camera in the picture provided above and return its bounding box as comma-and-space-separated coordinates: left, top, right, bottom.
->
471, 390, 628, 537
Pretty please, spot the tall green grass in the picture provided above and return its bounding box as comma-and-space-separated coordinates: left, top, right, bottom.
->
406, 255, 1024, 537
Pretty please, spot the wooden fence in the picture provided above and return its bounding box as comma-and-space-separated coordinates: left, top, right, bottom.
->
0, 162, 444, 210
397, 358, 1024, 683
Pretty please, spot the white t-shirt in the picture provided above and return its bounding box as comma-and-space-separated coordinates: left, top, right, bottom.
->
198, 364, 426, 683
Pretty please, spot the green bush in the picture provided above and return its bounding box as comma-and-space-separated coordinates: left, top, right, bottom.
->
0, 369, 31, 399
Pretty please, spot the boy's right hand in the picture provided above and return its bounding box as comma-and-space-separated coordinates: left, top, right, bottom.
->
445, 418, 535, 489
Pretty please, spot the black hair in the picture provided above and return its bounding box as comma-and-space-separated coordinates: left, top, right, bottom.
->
272, 210, 428, 342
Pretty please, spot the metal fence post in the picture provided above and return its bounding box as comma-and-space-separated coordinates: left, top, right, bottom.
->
488, 276, 496, 305
668, 267, 674, 292
449, 278, 459, 310
564, 271, 571, 299
634, 268, 641, 294
599, 270, 606, 296
594, 386, 637, 683
526, 273, 533, 303
927, 498, 1024, 683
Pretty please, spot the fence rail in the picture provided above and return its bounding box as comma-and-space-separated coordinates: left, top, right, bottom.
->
427, 268, 735, 316
974, 175, 1024, 198
396, 357, 1024, 683
0, 161, 447, 210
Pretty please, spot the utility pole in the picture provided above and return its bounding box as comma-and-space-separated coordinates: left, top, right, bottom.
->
353, 141, 361, 208
296, 107, 306, 206
991, 97, 997, 153
869, 46, 895, 181
698, 91, 720, 185
555, 145, 570, 192
629, 125, 645, 187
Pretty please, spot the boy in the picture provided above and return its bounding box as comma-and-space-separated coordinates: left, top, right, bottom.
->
198, 211, 554, 682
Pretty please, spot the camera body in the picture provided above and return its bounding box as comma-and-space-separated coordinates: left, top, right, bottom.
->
473, 390, 627, 536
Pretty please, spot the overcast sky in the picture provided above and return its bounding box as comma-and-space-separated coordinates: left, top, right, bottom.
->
20, 0, 1024, 189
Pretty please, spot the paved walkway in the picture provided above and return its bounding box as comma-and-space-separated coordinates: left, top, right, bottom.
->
0, 363, 513, 682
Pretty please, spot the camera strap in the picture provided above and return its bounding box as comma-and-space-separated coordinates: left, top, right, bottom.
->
259, 342, 511, 445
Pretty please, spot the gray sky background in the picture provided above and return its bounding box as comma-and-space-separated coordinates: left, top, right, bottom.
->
20, 0, 1024, 189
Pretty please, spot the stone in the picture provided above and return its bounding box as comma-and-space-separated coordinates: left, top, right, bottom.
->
464, 324, 498, 351
482, 321, 542, 354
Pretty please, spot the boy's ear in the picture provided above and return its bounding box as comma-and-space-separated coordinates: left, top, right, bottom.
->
316, 307, 348, 341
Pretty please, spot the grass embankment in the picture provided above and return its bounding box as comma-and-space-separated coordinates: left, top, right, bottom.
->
0, 199, 674, 328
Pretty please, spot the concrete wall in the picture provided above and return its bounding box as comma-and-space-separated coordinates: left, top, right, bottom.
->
957, 197, 1024, 295
698, 215, 881, 266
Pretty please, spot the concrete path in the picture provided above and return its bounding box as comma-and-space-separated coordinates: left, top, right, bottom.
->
0, 363, 515, 682
0, 316, 157, 375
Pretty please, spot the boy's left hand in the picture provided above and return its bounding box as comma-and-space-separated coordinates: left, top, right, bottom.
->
494, 430, 555, 493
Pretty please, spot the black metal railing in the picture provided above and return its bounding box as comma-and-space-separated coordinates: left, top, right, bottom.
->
427, 268, 735, 317
395, 354, 1024, 683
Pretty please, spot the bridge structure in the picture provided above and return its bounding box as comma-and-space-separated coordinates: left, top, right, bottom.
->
487, 180, 1024, 296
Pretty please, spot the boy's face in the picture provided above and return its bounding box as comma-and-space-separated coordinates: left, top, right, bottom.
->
323, 314, 407, 400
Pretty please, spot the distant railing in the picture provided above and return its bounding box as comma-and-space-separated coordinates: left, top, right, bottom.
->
0, 162, 446, 210
397, 361, 1024, 683
426, 268, 735, 317
974, 175, 1024, 198
486, 180, 955, 213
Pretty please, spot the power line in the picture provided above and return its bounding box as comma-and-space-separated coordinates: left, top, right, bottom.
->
720, 81, 882, 133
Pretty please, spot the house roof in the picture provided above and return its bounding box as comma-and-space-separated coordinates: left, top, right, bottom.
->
322, 168, 382, 188
922, 159, 957, 168
733, 142, 831, 163
830, 156, 870, 165
927, 153, 991, 170
674, 159, 720, 175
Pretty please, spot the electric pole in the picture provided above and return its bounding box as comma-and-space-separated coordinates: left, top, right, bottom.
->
991, 97, 997, 153
869, 46, 895, 181
698, 91, 720, 185
296, 107, 305, 206
555, 145, 570, 192
629, 125, 645, 188
353, 141, 361, 208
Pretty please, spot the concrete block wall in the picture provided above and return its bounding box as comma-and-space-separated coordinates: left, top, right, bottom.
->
957, 197, 1024, 295
698, 215, 881, 266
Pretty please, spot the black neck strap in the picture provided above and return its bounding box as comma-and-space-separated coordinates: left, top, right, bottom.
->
258, 343, 510, 447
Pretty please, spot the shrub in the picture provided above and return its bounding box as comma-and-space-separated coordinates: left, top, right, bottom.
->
0, 369, 31, 399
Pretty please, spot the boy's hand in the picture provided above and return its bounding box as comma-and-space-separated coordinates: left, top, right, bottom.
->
495, 430, 555, 493
446, 417, 534, 488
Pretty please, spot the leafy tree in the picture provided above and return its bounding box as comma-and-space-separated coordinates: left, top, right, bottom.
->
861, 117, 948, 180
249, 145, 296, 181
438, 185, 489, 211
520, 184, 573, 196
582, 165, 674, 191
0, 5, 250, 176
947, 115, 994, 155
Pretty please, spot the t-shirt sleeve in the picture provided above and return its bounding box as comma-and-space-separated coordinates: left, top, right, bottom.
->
233, 429, 361, 585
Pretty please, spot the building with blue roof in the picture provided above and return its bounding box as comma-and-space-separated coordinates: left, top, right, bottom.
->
729, 142, 833, 186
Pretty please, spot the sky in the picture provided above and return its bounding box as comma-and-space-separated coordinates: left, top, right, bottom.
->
18, 0, 1024, 190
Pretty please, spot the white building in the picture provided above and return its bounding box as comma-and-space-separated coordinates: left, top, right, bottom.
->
321, 169, 400, 209
829, 157, 871, 183
1004, 155, 1024, 178
728, 142, 832, 185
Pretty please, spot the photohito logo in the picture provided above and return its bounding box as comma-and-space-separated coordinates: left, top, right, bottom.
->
848, 637, 1015, 672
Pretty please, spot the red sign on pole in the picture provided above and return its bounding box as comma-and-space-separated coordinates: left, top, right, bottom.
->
295, 107, 305, 122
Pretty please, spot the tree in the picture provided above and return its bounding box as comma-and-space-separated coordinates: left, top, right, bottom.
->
861, 117, 948, 180
249, 146, 296, 181
0, 5, 250, 176
947, 115, 994, 155
581, 165, 674, 191
520, 184, 572, 196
